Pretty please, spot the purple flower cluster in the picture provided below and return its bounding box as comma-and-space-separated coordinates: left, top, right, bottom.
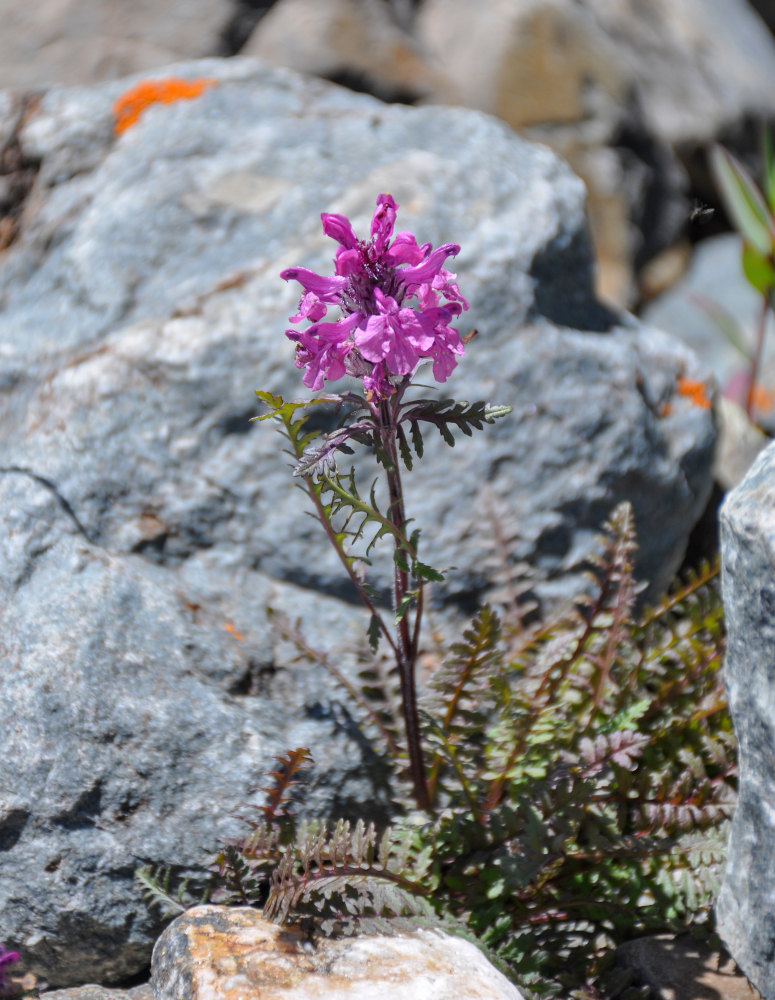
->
282, 194, 468, 399
0, 944, 19, 992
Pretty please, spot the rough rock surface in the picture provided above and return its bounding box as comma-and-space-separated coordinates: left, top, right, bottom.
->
717, 439, 775, 999
151, 906, 525, 1000
37, 987, 152, 1000
0, 58, 714, 987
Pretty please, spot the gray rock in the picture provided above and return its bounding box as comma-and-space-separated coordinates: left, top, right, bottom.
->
38, 987, 151, 1000
0, 58, 714, 987
0, 0, 233, 91
242, 0, 441, 104
717, 439, 775, 999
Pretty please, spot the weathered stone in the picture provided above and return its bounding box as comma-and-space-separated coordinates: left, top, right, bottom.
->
0, 57, 714, 988
151, 906, 525, 1000
616, 933, 761, 1000
38, 986, 152, 1000
0, 0, 233, 91
242, 0, 442, 103
717, 439, 775, 999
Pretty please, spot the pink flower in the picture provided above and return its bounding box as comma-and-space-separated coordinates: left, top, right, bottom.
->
281, 194, 468, 398
0, 945, 19, 991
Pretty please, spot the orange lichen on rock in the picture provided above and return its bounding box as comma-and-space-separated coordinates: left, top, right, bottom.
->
113, 77, 217, 135
750, 383, 775, 415
676, 376, 712, 410
224, 622, 244, 642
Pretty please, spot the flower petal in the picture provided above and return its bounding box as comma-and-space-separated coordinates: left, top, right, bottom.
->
322, 212, 359, 248
399, 243, 460, 290
281, 267, 347, 300
370, 193, 398, 254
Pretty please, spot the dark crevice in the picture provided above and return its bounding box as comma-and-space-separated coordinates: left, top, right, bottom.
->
0, 93, 42, 253
324, 70, 421, 106
0, 808, 31, 851
0, 465, 94, 542
217, 0, 280, 55
51, 782, 103, 831
227, 659, 277, 697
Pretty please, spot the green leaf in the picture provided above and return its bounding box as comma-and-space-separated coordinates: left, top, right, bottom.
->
483, 404, 514, 421
394, 548, 410, 572
742, 241, 775, 295
410, 420, 424, 459
710, 144, 773, 255
367, 614, 381, 653
397, 426, 413, 471
395, 592, 416, 624
414, 561, 445, 582
439, 423, 455, 446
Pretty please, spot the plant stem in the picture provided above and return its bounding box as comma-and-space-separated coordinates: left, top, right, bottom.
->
379, 397, 431, 811
746, 293, 770, 420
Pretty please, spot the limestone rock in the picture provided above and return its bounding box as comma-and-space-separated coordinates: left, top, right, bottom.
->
717, 439, 775, 999
0, 57, 714, 987
151, 906, 525, 1000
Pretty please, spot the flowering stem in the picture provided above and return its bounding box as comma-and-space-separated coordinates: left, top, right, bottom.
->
300, 471, 399, 661
378, 396, 431, 811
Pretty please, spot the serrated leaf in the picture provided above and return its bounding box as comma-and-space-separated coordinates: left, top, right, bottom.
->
414, 561, 445, 582
394, 548, 410, 572
483, 404, 514, 421
439, 423, 455, 446
397, 426, 413, 471
410, 420, 424, 458
710, 144, 773, 255
367, 614, 381, 653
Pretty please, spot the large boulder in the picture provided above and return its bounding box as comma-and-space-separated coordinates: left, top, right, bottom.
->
0, 58, 714, 987
717, 439, 775, 999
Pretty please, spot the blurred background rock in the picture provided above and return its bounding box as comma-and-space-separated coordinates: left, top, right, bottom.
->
4, 0, 775, 313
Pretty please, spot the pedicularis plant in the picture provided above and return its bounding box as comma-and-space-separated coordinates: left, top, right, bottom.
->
255, 193, 510, 809
140, 196, 735, 999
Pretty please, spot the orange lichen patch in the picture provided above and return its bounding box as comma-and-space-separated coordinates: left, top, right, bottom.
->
224, 621, 244, 642
660, 401, 673, 418
113, 77, 217, 135
676, 376, 712, 410
750, 383, 775, 414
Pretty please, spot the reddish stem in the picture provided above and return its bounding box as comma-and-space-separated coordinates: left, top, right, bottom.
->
379, 397, 431, 811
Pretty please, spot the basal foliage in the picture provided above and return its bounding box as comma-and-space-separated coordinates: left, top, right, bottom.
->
142, 503, 733, 999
